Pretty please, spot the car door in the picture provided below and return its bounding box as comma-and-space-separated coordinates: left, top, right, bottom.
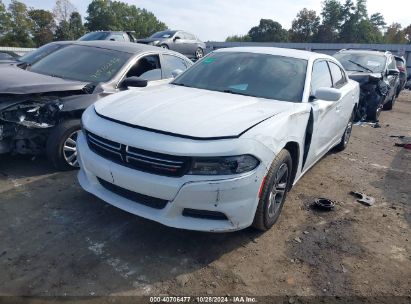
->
121, 54, 169, 90
328, 61, 353, 131
386, 55, 398, 99
304, 60, 341, 169
170, 31, 185, 54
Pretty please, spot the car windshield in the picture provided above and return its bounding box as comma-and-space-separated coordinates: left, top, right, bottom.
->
334, 53, 386, 73
78, 32, 110, 41
19, 43, 63, 65
0, 52, 14, 60
173, 52, 308, 102
150, 31, 177, 39
30, 45, 131, 83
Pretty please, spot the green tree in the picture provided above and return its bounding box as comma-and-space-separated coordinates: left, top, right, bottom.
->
404, 24, 411, 43
54, 20, 70, 40
384, 23, 407, 44
28, 9, 55, 46
289, 8, 320, 42
68, 11, 85, 39
370, 13, 386, 30
1, 0, 34, 47
85, 0, 167, 38
0, 0, 11, 36
315, 0, 343, 42
248, 19, 288, 42
225, 35, 252, 42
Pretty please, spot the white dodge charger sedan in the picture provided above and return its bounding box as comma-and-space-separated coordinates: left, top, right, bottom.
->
77, 47, 359, 232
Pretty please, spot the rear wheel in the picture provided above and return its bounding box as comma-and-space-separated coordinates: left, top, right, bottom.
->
46, 119, 81, 171
367, 104, 381, 122
252, 149, 292, 231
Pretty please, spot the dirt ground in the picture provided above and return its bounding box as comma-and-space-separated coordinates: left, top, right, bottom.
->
0, 92, 410, 301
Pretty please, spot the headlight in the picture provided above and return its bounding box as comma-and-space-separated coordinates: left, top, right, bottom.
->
149, 40, 160, 46
188, 155, 259, 175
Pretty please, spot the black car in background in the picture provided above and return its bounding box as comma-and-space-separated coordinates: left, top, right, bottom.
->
394, 56, 408, 96
78, 31, 137, 42
0, 41, 192, 170
334, 49, 400, 121
137, 30, 206, 60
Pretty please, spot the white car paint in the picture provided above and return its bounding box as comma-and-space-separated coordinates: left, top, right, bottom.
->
77, 47, 359, 232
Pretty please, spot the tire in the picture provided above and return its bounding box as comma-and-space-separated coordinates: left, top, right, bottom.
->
335, 109, 354, 151
252, 149, 292, 231
160, 44, 169, 49
195, 48, 204, 59
46, 119, 81, 171
367, 104, 381, 122
383, 95, 395, 110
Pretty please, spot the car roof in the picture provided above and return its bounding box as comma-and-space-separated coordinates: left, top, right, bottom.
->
65, 40, 185, 56
214, 47, 333, 61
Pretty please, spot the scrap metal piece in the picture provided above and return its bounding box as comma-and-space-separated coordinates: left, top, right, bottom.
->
350, 191, 375, 206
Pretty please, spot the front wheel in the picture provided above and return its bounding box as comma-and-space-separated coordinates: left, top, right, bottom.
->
383, 94, 395, 110
335, 110, 354, 151
46, 119, 81, 171
160, 44, 169, 49
252, 149, 292, 231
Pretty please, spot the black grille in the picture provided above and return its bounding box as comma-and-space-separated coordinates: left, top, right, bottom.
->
97, 178, 168, 209
182, 208, 228, 221
86, 131, 191, 177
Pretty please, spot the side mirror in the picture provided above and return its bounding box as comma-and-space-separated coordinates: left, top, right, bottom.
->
388, 69, 400, 76
121, 76, 148, 88
313, 87, 342, 102
173, 36, 181, 42
171, 69, 184, 78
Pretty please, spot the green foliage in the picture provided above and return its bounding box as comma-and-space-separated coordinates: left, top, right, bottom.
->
85, 0, 167, 38
225, 35, 252, 42
0, 0, 11, 35
384, 23, 407, 44
248, 19, 288, 42
55, 11, 86, 40
315, 0, 343, 42
29, 9, 56, 47
289, 8, 320, 42
0, 0, 34, 47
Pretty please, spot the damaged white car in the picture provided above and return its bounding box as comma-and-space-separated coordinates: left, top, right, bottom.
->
77, 47, 359, 232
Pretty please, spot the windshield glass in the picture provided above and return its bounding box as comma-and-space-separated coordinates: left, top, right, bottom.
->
30, 45, 131, 83
19, 43, 63, 65
150, 31, 177, 39
0, 52, 15, 60
78, 32, 110, 41
334, 53, 386, 73
173, 52, 308, 102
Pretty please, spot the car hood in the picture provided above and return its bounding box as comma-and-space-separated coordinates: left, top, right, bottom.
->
0, 65, 88, 94
94, 84, 294, 139
346, 71, 382, 85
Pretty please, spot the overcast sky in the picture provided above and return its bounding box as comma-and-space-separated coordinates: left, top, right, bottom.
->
4, 0, 411, 41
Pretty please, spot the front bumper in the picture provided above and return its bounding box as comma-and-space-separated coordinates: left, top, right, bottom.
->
77, 133, 265, 232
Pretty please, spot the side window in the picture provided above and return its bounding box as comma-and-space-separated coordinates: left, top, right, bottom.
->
311, 61, 332, 94
109, 34, 125, 41
388, 56, 397, 70
126, 55, 162, 81
162, 54, 188, 78
328, 62, 347, 88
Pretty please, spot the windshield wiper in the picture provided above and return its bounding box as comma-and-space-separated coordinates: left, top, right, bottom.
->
348, 60, 374, 73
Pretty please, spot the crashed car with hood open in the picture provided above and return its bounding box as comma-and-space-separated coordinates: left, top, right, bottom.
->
0, 41, 192, 170
334, 49, 400, 121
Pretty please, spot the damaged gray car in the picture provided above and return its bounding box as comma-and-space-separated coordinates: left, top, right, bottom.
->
0, 41, 192, 170
334, 49, 400, 121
